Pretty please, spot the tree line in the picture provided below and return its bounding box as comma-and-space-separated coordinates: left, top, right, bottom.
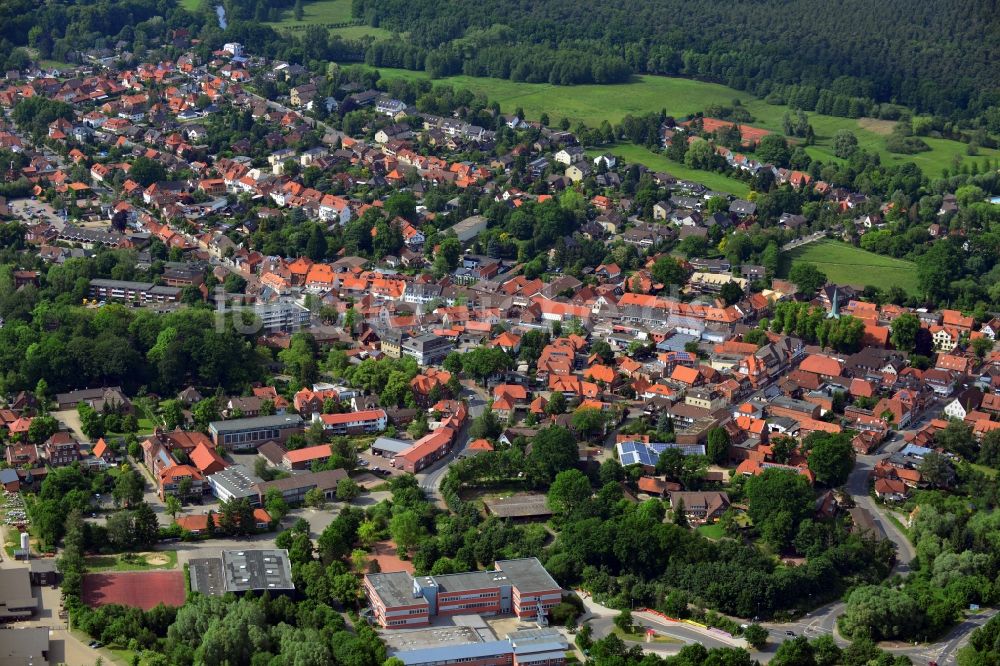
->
350, 0, 999, 126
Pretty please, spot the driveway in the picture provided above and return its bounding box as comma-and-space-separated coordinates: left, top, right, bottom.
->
52, 409, 88, 443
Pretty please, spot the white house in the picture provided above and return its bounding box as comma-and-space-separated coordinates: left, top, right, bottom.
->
553, 147, 584, 165
318, 195, 351, 225
594, 153, 617, 169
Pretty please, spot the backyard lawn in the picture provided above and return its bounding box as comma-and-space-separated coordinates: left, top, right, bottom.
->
696, 523, 726, 540
784, 239, 920, 295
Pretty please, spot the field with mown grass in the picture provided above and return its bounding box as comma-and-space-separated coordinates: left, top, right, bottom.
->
265, 0, 391, 40
369, 67, 998, 178
783, 239, 920, 295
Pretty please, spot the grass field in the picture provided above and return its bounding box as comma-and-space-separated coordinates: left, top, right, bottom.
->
179, 0, 200, 10
375, 68, 739, 126
85, 551, 178, 572
969, 463, 998, 478
370, 67, 998, 177
696, 523, 726, 540
265, 0, 391, 40
784, 239, 920, 295
586, 144, 751, 197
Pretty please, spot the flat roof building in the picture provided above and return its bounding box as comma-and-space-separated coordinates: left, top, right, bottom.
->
0, 568, 36, 622
483, 493, 552, 521
388, 627, 568, 666
89, 278, 181, 303
401, 333, 454, 366
206, 464, 262, 503
452, 215, 489, 243
221, 549, 294, 594
0, 627, 51, 665
188, 557, 226, 597
371, 436, 413, 457
189, 549, 295, 597
208, 414, 304, 450
364, 558, 561, 630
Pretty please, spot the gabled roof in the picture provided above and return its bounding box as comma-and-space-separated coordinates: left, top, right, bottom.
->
799, 354, 844, 377
190, 442, 226, 473
670, 365, 700, 385
284, 444, 332, 464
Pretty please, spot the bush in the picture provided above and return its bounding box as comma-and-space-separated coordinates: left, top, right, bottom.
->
550, 601, 581, 627
885, 134, 930, 154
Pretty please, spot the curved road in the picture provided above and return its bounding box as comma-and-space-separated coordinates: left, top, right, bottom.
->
762, 447, 992, 665
579, 595, 748, 655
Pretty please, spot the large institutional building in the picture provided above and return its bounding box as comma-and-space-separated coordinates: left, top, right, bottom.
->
363, 558, 562, 629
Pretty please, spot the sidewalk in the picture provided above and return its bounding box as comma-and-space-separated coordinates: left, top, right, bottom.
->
636, 608, 749, 649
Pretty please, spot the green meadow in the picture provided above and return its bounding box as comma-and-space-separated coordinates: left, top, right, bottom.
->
784, 239, 920, 295
368, 66, 997, 178
265, 0, 391, 40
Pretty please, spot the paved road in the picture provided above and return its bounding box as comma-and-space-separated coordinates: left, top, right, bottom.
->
417, 384, 488, 502
760, 407, 996, 664
579, 594, 746, 654
850, 453, 916, 571
246, 91, 334, 134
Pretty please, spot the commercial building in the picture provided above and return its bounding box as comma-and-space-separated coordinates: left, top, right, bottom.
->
88, 278, 181, 303
364, 558, 562, 629
390, 628, 569, 666
0, 568, 36, 622
313, 409, 387, 435
206, 464, 263, 503
189, 549, 294, 597
401, 333, 454, 365
254, 468, 347, 505
393, 428, 455, 473
208, 414, 304, 450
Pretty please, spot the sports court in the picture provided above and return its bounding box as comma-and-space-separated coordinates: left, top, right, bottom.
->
81, 571, 186, 610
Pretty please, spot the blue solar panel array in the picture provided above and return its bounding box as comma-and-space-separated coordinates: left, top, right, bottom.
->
616, 440, 707, 466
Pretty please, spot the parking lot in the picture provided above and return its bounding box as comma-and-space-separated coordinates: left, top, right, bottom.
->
3, 489, 28, 532
9, 197, 66, 230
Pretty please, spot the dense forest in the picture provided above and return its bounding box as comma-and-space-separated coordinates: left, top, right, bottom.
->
350, 0, 1000, 125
